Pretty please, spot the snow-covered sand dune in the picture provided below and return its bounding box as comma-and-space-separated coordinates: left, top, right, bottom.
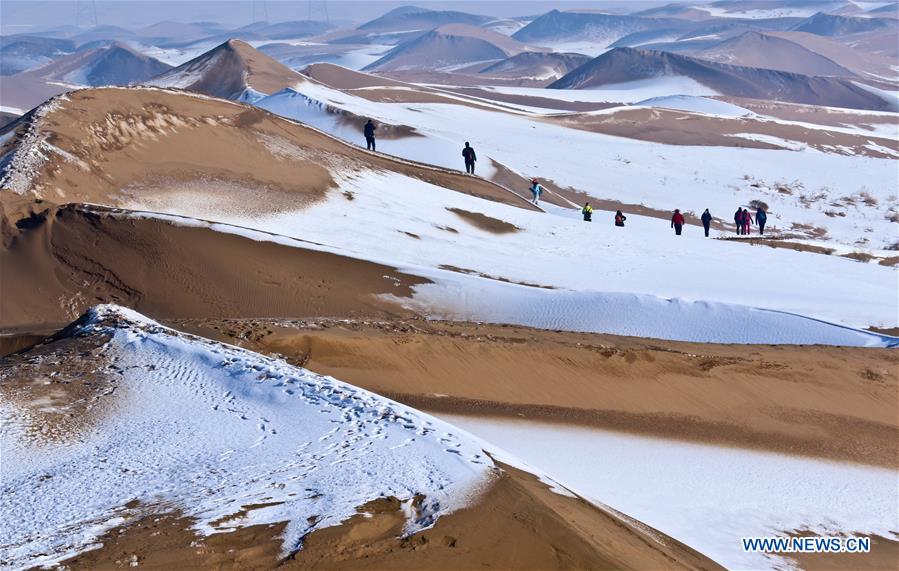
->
0, 305, 492, 569
275, 69, 898, 249
440, 415, 899, 571
113, 203, 895, 346
402, 272, 897, 346
123, 164, 896, 337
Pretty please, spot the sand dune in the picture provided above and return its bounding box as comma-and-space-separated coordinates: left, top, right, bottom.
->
358, 5, 492, 33
144, 39, 305, 101
176, 318, 899, 469
0, 87, 534, 209
55, 461, 721, 570
684, 31, 856, 76
551, 47, 894, 111
1, 307, 722, 571
0, 202, 424, 328
1, 42, 171, 112
363, 24, 532, 72
479, 51, 592, 81
546, 105, 899, 158
16, 42, 171, 86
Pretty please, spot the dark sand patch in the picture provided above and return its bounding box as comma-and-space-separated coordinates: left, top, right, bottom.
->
718, 236, 837, 255
869, 326, 899, 337
446, 207, 520, 234
0, 203, 426, 328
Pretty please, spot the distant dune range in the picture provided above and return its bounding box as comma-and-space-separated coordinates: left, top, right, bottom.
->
550, 47, 894, 111
1, 42, 171, 111
363, 24, 532, 72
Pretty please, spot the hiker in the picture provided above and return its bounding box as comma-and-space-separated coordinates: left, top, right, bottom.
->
671, 209, 685, 235
462, 142, 477, 174
614, 210, 626, 227
756, 206, 767, 235
529, 179, 544, 206
701, 208, 712, 237
734, 207, 744, 235
364, 119, 376, 151
742, 208, 753, 235
582, 202, 593, 222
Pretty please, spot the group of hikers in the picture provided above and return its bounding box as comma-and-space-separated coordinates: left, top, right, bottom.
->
582, 202, 769, 237
361, 125, 771, 238
734, 206, 767, 235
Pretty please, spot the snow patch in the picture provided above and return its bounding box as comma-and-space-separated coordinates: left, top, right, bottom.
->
0, 305, 493, 569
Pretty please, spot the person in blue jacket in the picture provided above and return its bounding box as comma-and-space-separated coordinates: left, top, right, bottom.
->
756, 206, 768, 235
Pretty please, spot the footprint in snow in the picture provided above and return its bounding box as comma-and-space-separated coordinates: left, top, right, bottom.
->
390, 438, 415, 449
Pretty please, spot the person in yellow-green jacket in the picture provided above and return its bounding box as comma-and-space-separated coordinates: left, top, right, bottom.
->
582, 202, 593, 222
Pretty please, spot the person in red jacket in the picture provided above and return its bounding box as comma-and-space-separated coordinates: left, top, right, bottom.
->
742, 208, 753, 235
671, 209, 685, 235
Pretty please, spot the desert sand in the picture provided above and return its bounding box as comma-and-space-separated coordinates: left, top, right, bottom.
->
167, 318, 899, 469
0, 88, 535, 210
53, 464, 722, 571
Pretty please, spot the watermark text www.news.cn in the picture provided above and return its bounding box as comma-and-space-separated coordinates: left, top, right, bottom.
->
742, 536, 871, 554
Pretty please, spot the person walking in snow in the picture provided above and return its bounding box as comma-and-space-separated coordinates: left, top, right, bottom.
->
755, 206, 767, 235
671, 209, 685, 235
582, 202, 593, 221
734, 207, 744, 235
462, 142, 477, 174
742, 208, 753, 235
614, 210, 626, 227
364, 119, 377, 151
529, 179, 544, 206
701, 208, 712, 237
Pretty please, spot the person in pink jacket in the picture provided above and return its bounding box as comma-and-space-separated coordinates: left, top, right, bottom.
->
742, 208, 753, 235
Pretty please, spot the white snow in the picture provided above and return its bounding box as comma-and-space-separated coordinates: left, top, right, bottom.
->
0, 305, 493, 570
635, 95, 753, 118
255, 87, 497, 177
699, 3, 848, 19
485, 76, 719, 103
399, 271, 895, 346
0, 105, 25, 116
113, 174, 898, 344
852, 81, 899, 112
245, 76, 898, 250
440, 415, 899, 571
0, 95, 69, 194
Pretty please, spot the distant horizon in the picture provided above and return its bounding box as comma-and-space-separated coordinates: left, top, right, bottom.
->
2, 0, 689, 34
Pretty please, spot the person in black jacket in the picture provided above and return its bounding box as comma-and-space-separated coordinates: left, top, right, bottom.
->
734, 208, 743, 235
614, 210, 626, 227
701, 208, 712, 237
462, 142, 477, 174
364, 119, 376, 151
756, 207, 768, 235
